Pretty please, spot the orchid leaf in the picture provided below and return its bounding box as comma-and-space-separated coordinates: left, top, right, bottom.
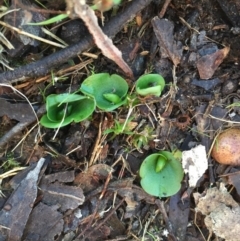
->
140, 151, 184, 198
27, 14, 68, 26
80, 73, 128, 111
136, 74, 165, 96
40, 93, 95, 128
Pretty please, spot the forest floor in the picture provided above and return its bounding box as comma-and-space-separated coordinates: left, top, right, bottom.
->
0, 0, 240, 240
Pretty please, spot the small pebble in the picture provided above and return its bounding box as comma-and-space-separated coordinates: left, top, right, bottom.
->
3, 204, 12, 211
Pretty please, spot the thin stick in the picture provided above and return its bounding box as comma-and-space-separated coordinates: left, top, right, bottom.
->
0, 0, 152, 84
35, 59, 93, 84
11, 123, 38, 152
0, 83, 41, 142
99, 171, 112, 199
89, 121, 103, 166
194, 211, 207, 241
155, 199, 177, 241
0, 20, 66, 48
159, 0, 172, 18
208, 114, 240, 124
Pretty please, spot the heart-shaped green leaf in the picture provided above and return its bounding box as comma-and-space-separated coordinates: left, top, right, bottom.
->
40, 93, 95, 128
140, 151, 184, 198
80, 73, 128, 111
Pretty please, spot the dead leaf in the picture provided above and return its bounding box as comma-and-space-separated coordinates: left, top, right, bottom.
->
40, 182, 85, 212
99, 144, 109, 160
74, 164, 114, 193
0, 158, 45, 241
197, 46, 230, 79
79, 223, 111, 241
169, 191, 190, 241
108, 183, 155, 218
152, 17, 182, 66
191, 78, 221, 91
194, 184, 240, 241
41, 170, 75, 184
105, 212, 126, 237
57, 155, 77, 168
24, 202, 63, 241
67, 0, 133, 78
0, 86, 13, 95
119, 118, 138, 130
0, 99, 35, 122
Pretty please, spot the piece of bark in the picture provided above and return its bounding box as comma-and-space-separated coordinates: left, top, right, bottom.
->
191, 78, 221, 91
41, 170, 75, 184
23, 202, 63, 241
0, 158, 45, 241
216, 0, 240, 27
152, 17, 182, 66
40, 182, 85, 212
0, 99, 35, 122
169, 191, 190, 241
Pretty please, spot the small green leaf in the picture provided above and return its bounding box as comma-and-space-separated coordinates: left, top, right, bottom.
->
103, 93, 121, 104
27, 14, 68, 26
140, 151, 184, 198
80, 73, 128, 111
155, 154, 167, 172
40, 93, 95, 128
136, 74, 165, 96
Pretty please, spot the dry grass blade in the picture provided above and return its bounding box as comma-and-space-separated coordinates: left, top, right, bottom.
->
0, 31, 14, 49
67, 0, 133, 78
0, 167, 26, 180
41, 27, 68, 47
0, 21, 66, 48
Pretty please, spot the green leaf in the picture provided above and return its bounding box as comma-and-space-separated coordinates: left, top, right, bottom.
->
40, 93, 95, 128
103, 93, 121, 104
155, 154, 167, 172
136, 74, 165, 96
27, 14, 68, 26
140, 151, 184, 198
80, 73, 128, 111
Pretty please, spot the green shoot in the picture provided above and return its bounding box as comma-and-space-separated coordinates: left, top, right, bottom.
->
0, 153, 20, 171
104, 119, 134, 138
27, 14, 68, 26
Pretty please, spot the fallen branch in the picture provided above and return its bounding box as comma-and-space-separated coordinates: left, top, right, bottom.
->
0, 0, 152, 84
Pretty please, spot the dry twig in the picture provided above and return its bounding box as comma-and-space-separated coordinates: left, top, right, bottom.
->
159, 0, 172, 18
0, 0, 152, 84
